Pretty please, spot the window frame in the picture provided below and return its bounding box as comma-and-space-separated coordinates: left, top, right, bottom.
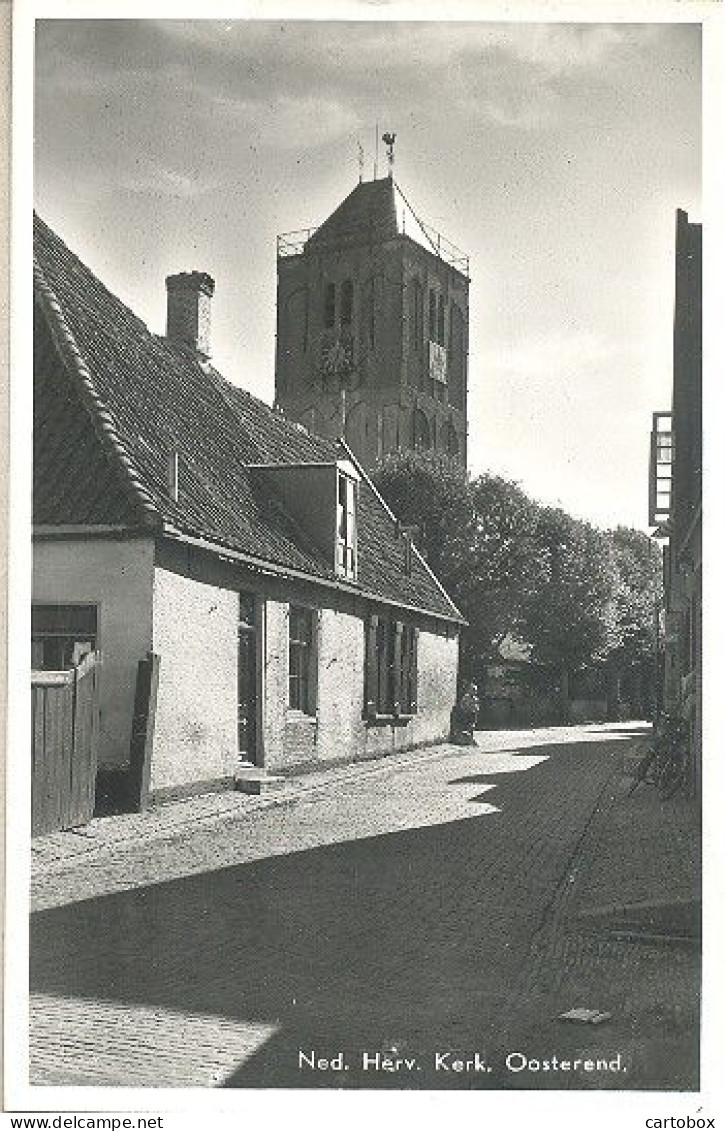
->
336, 469, 358, 581
364, 615, 419, 722
323, 281, 336, 329
31, 603, 98, 671
288, 604, 318, 716
437, 293, 445, 347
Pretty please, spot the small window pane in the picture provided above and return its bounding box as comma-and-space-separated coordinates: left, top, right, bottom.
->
289, 606, 316, 714
31, 604, 97, 671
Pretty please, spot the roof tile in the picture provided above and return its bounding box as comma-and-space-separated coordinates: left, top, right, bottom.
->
33, 213, 461, 622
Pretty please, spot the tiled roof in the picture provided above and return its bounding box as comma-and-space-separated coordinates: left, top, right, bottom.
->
307, 176, 437, 257
33, 213, 462, 623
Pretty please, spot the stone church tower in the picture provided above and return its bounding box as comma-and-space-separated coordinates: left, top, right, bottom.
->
274, 175, 469, 471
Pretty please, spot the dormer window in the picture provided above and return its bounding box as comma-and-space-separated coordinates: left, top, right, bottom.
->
250, 458, 360, 581
336, 469, 358, 580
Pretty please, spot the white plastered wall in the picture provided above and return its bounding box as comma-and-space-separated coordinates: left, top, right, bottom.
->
32, 536, 155, 770
151, 565, 238, 793
264, 602, 459, 771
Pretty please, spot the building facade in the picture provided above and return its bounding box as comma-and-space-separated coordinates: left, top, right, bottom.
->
33, 214, 463, 813
649, 209, 702, 793
274, 176, 470, 471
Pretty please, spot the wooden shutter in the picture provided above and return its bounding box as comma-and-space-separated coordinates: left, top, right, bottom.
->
365, 615, 379, 718
398, 624, 409, 713
409, 628, 419, 713
392, 621, 403, 716
309, 608, 321, 715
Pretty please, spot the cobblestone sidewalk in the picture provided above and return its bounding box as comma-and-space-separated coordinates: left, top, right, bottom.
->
31, 724, 628, 909
502, 739, 701, 1092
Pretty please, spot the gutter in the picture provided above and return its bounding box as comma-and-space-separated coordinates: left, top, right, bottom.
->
162, 523, 467, 628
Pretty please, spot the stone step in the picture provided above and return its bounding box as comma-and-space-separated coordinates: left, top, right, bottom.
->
234, 766, 287, 795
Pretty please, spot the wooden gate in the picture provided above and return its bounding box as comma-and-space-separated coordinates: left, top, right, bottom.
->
31, 651, 101, 836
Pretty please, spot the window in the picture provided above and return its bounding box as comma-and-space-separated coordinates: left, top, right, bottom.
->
442, 421, 459, 457
31, 604, 97, 670
366, 277, 376, 347
289, 606, 317, 714
340, 279, 353, 326
365, 616, 418, 719
437, 294, 445, 347
324, 282, 336, 329
429, 288, 437, 340
411, 408, 431, 450
336, 471, 358, 580
410, 277, 421, 349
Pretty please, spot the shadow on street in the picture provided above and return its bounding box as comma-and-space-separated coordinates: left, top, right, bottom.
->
30, 733, 694, 1090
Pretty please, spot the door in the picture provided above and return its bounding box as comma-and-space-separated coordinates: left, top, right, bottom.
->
238, 593, 258, 764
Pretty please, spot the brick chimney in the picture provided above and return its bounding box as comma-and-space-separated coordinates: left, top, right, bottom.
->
165, 271, 215, 360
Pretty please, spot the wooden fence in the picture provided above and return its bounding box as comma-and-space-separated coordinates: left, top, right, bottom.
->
31, 651, 101, 836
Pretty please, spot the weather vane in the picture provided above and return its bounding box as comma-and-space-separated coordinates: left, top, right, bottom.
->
382, 131, 396, 176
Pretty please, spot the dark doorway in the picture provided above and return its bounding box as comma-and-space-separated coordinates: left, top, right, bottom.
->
238, 593, 258, 764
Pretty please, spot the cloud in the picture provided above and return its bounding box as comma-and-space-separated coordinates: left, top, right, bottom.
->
149, 22, 641, 136
488, 23, 631, 75
122, 164, 211, 199
208, 94, 359, 151
36, 20, 654, 148
155, 20, 633, 76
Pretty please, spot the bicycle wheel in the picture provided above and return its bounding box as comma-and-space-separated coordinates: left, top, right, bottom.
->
658, 751, 687, 799
629, 745, 658, 794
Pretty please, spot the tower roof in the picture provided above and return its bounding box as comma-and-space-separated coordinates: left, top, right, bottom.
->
300, 177, 469, 276
33, 211, 463, 623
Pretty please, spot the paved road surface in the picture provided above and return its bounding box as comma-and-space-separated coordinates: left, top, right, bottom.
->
30, 725, 661, 1089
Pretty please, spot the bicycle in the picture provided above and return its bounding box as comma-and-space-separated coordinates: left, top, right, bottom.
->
629, 714, 691, 800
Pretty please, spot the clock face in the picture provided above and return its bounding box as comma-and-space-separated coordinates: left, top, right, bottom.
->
321, 337, 353, 378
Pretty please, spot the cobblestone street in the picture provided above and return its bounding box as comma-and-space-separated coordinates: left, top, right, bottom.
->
29, 724, 700, 1091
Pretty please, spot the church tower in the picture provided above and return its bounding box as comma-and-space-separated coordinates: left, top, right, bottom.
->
274, 172, 470, 471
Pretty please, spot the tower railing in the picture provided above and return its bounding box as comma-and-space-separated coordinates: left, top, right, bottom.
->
417, 223, 470, 276
277, 217, 469, 276
277, 228, 318, 258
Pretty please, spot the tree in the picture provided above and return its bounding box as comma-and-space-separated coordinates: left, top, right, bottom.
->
604, 526, 662, 717
371, 450, 475, 585
518, 507, 619, 716
371, 453, 546, 670
461, 474, 546, 662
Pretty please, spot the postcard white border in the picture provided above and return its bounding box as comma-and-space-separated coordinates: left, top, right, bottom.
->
5, 2, 724, 1127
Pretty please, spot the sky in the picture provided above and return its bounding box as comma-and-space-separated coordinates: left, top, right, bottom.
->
33, 18, 702, 531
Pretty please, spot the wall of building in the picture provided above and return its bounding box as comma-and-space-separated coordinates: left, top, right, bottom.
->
151, 564, 238, 794
262, 598, 291, 769
149, 539, 459, 789
276, 236, 468, 472
33, 531, 459, 807
32, 536, 155, 771
263, 606, 459, 772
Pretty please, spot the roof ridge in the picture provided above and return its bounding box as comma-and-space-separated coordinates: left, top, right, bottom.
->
33, 256, 162, 528
33, 212, 153, 338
